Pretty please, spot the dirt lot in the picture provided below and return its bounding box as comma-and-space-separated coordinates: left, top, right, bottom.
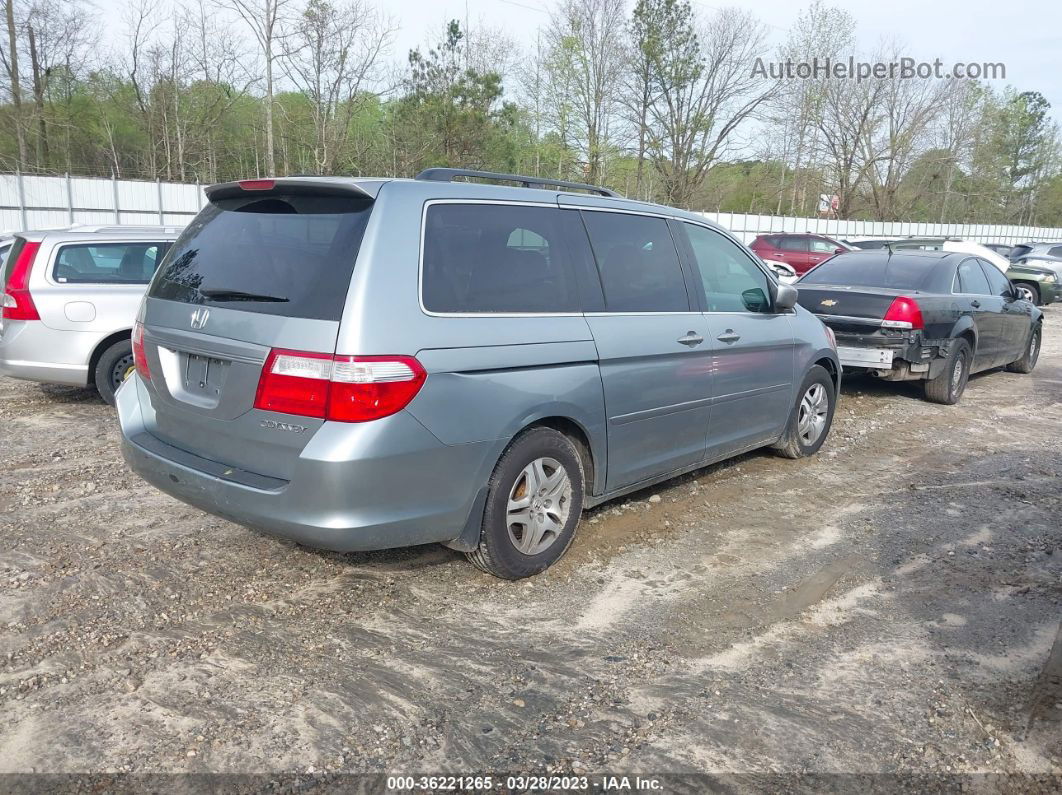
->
1, 312, 1060, 787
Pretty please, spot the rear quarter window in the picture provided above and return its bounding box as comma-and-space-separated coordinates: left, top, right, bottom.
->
422, 203, 585, 314
149, 193, 372, 320
54, 242, 170, 284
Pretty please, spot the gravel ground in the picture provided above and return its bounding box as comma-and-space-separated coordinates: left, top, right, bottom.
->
1, 312, 1060, 787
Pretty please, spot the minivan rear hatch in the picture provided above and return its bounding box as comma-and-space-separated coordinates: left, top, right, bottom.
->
137, 179, 377, 480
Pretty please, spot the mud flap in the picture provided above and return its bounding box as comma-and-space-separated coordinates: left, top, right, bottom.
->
442, 486, 489, 552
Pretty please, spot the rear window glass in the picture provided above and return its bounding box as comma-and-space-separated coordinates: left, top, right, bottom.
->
422, 203, 580, 313
581, 211, 689, 312
800, 254, 935, 290
149, 193, 372, 320
54, 242, 169, 284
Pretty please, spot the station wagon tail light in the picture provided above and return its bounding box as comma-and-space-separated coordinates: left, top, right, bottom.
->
882, 296, 924, 330
132, 321, 151, 381
254, 350, 426, 422
239, 179, 275, 191
2, 241, 41, 321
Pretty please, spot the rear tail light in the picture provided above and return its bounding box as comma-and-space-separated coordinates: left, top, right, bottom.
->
2, 241, 41, 321
238, 179, 275, 191
882, 296, 924, 330
823, 324, 837, 349
254, 350, 426, 422
132, 321, 151, 381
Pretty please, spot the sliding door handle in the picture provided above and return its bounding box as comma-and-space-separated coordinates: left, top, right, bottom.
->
717, 330, 741, 344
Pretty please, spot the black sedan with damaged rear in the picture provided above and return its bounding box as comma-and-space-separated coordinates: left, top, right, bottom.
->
796, 249, 1042, 404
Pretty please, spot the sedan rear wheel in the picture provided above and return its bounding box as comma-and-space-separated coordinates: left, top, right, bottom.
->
93, 339, 135, 406
924, 338, 970, 405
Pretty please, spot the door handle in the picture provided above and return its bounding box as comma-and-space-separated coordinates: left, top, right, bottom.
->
971, 300, 981, 308
677, 332, 704, 347
717, 330, 741, 344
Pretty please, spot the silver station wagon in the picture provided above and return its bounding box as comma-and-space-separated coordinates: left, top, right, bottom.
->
0, 225, 183, 403
117, 170, 840, 579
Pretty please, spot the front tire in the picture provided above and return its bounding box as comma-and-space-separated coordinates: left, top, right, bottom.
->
93, 339, 135, 406
1006, 323, 1041, 374
1014, 283, 1040, 305
772, 365, 836, 459
924, 338, 971, 405
467, 427, 585, 579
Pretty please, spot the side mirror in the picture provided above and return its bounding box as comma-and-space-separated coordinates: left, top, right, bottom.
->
834, 247, 845, 254
774, 283, 798, 311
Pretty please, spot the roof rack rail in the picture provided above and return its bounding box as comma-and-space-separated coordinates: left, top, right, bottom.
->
414, 167, 620, 198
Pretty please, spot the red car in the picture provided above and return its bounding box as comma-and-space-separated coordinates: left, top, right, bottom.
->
749, 233, 850, 275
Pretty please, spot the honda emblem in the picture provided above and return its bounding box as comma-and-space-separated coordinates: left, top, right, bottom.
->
190, 308, 210, 330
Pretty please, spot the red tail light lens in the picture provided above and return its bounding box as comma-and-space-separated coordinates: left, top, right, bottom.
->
328, 356, 427, 422
132, 320, 151, 381
254, 350, 333, 418
2, 241, 41, 320
882, 296, 924, 330
253, 350, 426, 422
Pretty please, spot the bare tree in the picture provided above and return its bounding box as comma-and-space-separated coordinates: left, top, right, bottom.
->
645, 3, 773, 208
219, 0, 294, 175
544, 0, 627, 184
1, 0, 27, 166
863, 43, 950, 220
23, 0, 96, 169
815, 73, 883, 218
281, 0, 393, 174
769, 0, 855, 215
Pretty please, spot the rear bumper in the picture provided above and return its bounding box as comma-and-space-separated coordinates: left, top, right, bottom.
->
832, 332, 949, 381
0, 320, 92, 386
116, 378, 498, 552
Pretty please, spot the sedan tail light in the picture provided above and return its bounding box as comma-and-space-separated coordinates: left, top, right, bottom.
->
254, 350, 426, 422
2, 241, 41, 321
882, 296, 924, 330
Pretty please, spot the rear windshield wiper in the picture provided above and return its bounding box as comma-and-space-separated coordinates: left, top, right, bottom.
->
198, 288, 289, 303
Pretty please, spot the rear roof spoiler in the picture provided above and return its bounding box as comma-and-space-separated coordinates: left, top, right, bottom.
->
205, 178, 376, 202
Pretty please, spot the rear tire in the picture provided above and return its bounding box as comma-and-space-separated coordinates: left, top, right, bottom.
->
1006, 323, 1041, 374
772, 365, 836, 459
924, 338, 971, 405
1014, 283, 1040, 305
466, 427, 584, 580
94, 339, 135, 406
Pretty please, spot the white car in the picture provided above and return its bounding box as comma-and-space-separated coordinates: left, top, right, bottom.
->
761, 258, 798, 283
0, 224, 183, 403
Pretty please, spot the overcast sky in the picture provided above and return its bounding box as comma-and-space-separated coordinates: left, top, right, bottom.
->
90, 0, 1062, 122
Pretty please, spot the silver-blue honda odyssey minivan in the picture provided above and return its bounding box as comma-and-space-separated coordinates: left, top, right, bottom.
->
117, 169, 840, 579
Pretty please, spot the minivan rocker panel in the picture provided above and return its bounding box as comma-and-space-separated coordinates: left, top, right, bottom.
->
117, 173, 839, 577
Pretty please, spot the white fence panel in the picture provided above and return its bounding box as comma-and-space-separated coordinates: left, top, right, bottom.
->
3, 173, 1062, 245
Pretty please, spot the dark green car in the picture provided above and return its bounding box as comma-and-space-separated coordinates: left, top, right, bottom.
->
1007, 262, 1060, 306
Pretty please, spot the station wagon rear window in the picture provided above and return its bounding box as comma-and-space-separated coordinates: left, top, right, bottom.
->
54, 243, 170, 284
149, 194, 372, 320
